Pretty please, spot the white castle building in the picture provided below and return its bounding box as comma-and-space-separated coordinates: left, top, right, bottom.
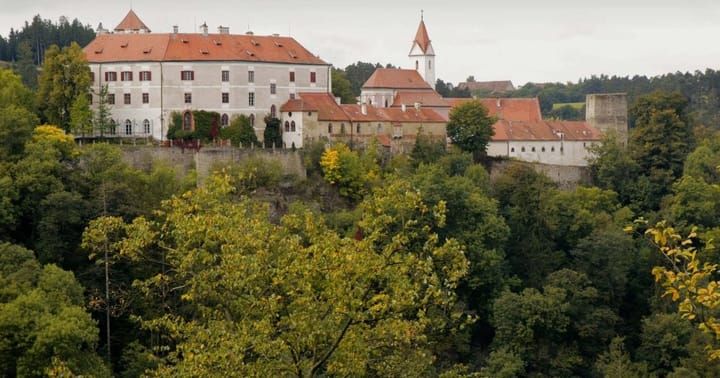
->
83, 10, 331, 141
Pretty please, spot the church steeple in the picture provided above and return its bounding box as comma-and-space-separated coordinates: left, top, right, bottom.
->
409, 11, 435, 87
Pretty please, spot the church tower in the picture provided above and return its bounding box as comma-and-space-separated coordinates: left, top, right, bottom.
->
408, 12, 436, 87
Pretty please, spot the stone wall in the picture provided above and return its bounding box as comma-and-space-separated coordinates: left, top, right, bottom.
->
488, 159, 592, 190
586, 93, 628, 144
119, 146, 306, 183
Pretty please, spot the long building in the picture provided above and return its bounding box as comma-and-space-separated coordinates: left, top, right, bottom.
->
83, 10, 331, 141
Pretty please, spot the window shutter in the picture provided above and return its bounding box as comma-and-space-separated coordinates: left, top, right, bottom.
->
105, 72, 109, 81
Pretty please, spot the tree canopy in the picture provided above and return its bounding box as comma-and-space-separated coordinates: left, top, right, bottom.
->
446, 100, 496, 160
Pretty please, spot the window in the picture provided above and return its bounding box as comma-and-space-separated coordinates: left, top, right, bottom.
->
270, 105, 277, 118
181, 70, 194, 81
377, 123, 382, 134
183, 112, 192, 131
291, 121, 296, 132
105, 72, 117, 81
511, 147, 515, 152
541, 147, 546, 152
124, 93, 131, 104
531, 147, 536, 152
551, 146, 555, 152
250, 114, 255, 127
139, 71, 152, 81
109, 120, 116, 135
125, 119, 132, 135
184, 93, 192, 104
415, 60, 419, 70
143, 119, 150, 134
270, 83, 276, 94
248, 92, 255, 106
221, 70, 229, 82
310, 72, 316, 83
248, 70, 255, 83
108, 94, 115, 105
328, 123, 333, 134
222, 92, 229, 103
284, 121, 290, 132
142, 93, 149, 104
289, 93, 295, 100
356, 124, 360, 134
221, 114, 229, 126
91, 72, 95, 82
121, 71, 133, 81
521, 147, 525, 152
340, 123, 346, 134
289, 71, 295, 82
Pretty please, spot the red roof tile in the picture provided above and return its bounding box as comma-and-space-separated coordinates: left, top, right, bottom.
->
457, 80, 515, 93
392, 91, 449, 108
362, 68, 432, 90
413, 20, 431, 54
378, 107, 446, 123
491, 120, 601, 142
281, 93, 349, 122
376, 135, 392, 148
84, 33, 328, 65
449, 98, 542, 122
114, 10, 151, 33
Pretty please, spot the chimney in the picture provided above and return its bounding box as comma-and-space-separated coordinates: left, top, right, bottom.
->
200, 22, 208, 36
361, 103, 367, 115
246, 31, 254, 35
414, 102, 421, 110
335, 97, 341, 105
173, 25, 179, 34
217, 26, 230, 34
401, 104, 407, 112
272, 33, 280, 37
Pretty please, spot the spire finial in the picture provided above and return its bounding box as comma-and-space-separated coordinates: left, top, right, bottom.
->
421, 9, 424, 21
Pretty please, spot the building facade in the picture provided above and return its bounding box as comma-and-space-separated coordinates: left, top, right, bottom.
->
84, 10, 331, 141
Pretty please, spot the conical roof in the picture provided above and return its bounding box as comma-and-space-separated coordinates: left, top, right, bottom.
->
114, 10, 151, 33
413, 20, 431, 53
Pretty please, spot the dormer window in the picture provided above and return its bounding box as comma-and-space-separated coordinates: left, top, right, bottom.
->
251, 39, 259, 46
142, 47, 152, 54
213, 40, 222, 46
120, 42, 128, 48
274, 41, 283, 47
200, 49, 209, 55
181, 38, 189, 43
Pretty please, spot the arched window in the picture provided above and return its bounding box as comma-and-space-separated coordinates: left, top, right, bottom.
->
521, 147, 526, 152
384, 99, 388, 108
541, 146, 546, 152
328, 123, 333, 134
340, 123, 346, 134
284, 121, 290, 132
143, 119, 151, 134
109, 120, 117, 135
551, 146, 555, 152
511, 147, 515, 153
531, 147, 536, 152
356, 124, 360, 134
415, 60, 419, 70
271, 105, 277, 118
183, 112, 192, 131
290, 120, 296, 132
125, 119, 132, 135
220, 114, 228, 127
377, 123, 382, 134
429, 60, 432, 69
250, 114, 255, 127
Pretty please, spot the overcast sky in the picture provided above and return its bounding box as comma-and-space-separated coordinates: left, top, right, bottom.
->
2, 0, 720, 86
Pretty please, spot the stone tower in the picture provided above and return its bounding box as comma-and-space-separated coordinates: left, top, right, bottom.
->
586, 93, 628, 145
408, 12, 435, 87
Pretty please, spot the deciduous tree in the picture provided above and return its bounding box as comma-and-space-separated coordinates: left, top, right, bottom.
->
446, 100, 496, 161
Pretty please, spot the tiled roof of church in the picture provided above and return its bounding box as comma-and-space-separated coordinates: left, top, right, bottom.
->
114, 10, 151, 33
362, 68, 432, 90
413, 20, 431, 54
458, 80, 515, 94
84, 33, 328, 65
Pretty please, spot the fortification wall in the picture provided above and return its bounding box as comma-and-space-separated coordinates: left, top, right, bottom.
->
488, 159, 592, 190
119, 146, 306, 183
586, 93, 628, 144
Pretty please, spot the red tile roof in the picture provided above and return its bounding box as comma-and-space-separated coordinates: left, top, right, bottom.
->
114, 10, 151, 33
84, 33, 328, 65
413, 20, 431, 54
457, 80, 515, 94
281, 93, 447, 125
449, 98, 542, 122
491, 120, 601, 142
279, 93, 349, 121
392, 90, 449, 108
362, 68, 432, 90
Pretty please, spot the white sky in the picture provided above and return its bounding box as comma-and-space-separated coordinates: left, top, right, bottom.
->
1, 0, 719, 86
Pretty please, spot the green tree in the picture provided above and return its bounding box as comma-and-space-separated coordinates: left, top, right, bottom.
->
263, 115, 282, 148
594, 337, 650, 378
446, 99, 496, 161
628, 91, 695, 211
69, 92, 93, 137
0, 67, 35, 111
219, 114, 259, 147
36, 42, 92, 131
0, 242, 109, 377
588, 132, 642, 208
93, 84, 113, 137
102, 174, 468, 376
331, 68, 356, 104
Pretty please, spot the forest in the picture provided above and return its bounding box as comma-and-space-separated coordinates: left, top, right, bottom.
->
2, 14, 720, 378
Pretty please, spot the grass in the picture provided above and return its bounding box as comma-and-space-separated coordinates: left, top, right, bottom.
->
552, 102, 585, 110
